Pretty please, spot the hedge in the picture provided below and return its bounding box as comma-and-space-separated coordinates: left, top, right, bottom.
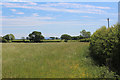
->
89, 24, 120, 74
80, 38, 91, 42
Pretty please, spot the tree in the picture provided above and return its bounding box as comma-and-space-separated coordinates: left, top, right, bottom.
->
28, 31, 44, 42
71, 36, 79, 40
0, 36, 2, 42
79, 35, 84, 39
50, 37, 55, 40
9, 34, 15, 40
80, 30, 91, 38
55, 37, 59, 39
3, 34, 15, 42
2, 37, 7, 43
21, 37, 25, 41
61, 34, 71, 42
26, 37, 29, 40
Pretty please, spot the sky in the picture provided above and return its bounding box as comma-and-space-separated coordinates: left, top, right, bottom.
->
1, 0, 120, 2
0, 2, 118, 39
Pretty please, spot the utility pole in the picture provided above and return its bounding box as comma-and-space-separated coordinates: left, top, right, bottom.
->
107, 18, 109, 28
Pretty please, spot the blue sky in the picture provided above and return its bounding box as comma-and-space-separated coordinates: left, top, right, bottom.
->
1, 0, 120, 2
0, 2, 118, 39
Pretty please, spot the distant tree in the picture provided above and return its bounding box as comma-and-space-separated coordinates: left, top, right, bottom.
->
3, 34, 15, 42
50, 37, 55, 40
79, 35, 84, 39
10, 34, 15, 40
2, 37, 7, 43
71, 36, 79, 40
55, 37, 59, 39
0, 36, 2, 42
21, 37, 25, 41
28, 31, 44, 42
26, 37, 29, 40
61, 34, 71, 42
80, 30, 91, 38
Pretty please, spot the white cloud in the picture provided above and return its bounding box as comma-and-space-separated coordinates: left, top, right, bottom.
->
0, 11, 1, 13
16, 12, 24, 14
81, 16, 90, 18
2, 0, 27, 2
10, 9, 16, 12
33, 13, 39, 16
2, 15, 97, 27
27, 2, 37, 5
1, 2, 112, 14
0, 3, 2, 5
1, 0, 119, 2
2, 15, 56, 27
42, 3, 111, 10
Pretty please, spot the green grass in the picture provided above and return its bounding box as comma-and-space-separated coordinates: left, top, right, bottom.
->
2, 42, 116, 78
12, 39, 62, 43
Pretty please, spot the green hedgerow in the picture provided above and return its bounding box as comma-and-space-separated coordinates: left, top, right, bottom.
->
89, 24, 120, 75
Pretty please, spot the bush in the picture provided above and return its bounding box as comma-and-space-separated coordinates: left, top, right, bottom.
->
89, 24, 120, 74
80, 38, 91, 42
12, 40, 30, 43
2, 38, 8, 43
61, 34, 71, 40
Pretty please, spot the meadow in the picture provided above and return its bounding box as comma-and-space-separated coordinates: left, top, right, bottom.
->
2, 42, 116, 78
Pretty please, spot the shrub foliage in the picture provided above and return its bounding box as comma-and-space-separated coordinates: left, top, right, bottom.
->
89, 24, 120, 74
28, 31, 44, 42
80, 38, 91, 42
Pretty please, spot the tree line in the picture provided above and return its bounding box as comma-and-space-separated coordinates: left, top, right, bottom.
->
0, 30, 91, 43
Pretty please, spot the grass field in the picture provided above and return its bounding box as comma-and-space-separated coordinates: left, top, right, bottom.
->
2, 42, 115, 78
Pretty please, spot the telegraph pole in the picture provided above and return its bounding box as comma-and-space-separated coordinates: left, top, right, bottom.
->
107, 18, 109, 28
